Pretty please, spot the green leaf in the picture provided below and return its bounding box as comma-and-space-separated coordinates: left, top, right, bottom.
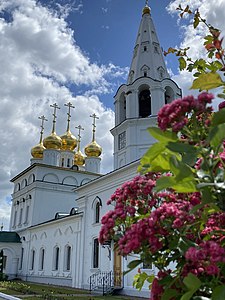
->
126, 259, 142, 270
147, 127, 178, 143
204, 35, 214, 44
149, 152, 177, 172
182, 153, 198, 166
190, 72, 223, 91
193, 14, 200, 28
212, 109, 225, 126
181, 273, 201, 300
169, 156, 194, 179
133, 272, 149, 290
155, 175, 197, 193
183, 273, 201, 291
166, 141, 197, 155
147, 274, 155, 283
166, 142, 198, 165
208, 123, 225, 148
162, 288, 178, 300
172, 180, 197, 192
212, 285, 225, 300
179, 57, 187, 70
140, 142, 167, 165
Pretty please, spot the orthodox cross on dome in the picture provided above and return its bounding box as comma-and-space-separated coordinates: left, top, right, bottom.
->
75, 125, 84, 151
90, 113, 99, 142
50, 103, 60, 133
145, 0, 149, 6
38, 115, 48, 144
64, 102, 75, 132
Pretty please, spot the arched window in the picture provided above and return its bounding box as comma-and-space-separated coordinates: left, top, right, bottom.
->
92, 197, 102, 224
19, 248, 24, 269
67, 158, 70, 168
39, 248, 45, 270
119, 93, 126, 124
53, 246, 60, 271
95, 202, 100, 223
65, 245, 71, 271
139, 89, 151, 118
30, 249, 35, 270
93, 238, 99, 268
165, 86, 175, 104
16, 183, 20, 192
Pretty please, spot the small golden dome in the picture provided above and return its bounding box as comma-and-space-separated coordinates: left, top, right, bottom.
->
74, 149, 85, 166
142, 5, 150, 15
31, 142, 46, 159
84, 140, 102, 157
60, 130, 77, 151
43, 132, 62, 150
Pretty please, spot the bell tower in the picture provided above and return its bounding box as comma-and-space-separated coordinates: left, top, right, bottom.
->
111, 1, 182, 169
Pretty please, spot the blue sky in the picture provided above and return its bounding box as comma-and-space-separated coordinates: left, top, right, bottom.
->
38, 0, 181, 109
0, 0, 224, 229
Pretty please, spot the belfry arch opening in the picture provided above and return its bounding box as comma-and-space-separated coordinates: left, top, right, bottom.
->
119, 92, 126, 123
139, 87, 151, 118
165, 86, 175, 104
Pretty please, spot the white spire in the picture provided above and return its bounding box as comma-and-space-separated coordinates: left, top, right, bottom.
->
127, 4, 169, 84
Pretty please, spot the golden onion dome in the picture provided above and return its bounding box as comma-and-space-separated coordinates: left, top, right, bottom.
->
74, 149, 85, 166
43, 132, 62, 150
31, 142, 46, 159
84, 140, 102, 157
60, 130, 77, 151
142, 5, 150, 15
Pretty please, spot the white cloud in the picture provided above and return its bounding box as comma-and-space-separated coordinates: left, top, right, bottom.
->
0, 0, 126, 229
167, 0, 225, 98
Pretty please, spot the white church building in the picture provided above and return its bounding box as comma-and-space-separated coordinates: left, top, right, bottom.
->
0, 3, 181, 298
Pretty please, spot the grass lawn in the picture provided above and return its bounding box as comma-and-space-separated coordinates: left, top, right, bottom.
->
0, 281, 145, 299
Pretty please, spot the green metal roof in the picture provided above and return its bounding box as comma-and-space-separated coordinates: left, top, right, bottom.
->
0, 231, 21, 243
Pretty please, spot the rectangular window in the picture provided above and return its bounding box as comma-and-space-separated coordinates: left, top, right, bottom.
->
93, 238, 99, 268
118, 131, 126, 150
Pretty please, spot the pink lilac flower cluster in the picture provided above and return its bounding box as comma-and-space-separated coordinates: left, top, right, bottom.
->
109, 192, 197, 255
184, 241, 225, 276
157, 92, 214, 132
99, 174, 160, 244
201, 212, 225, 242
